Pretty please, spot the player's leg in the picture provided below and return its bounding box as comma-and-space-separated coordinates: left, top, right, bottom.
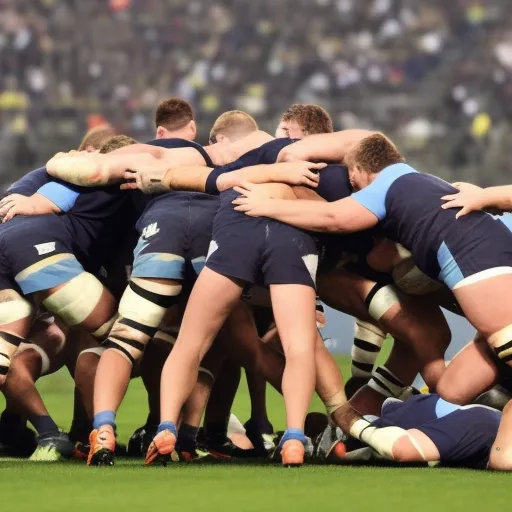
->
146, 268, 244, 465
347, 319, 386, 398
0, 285, 35, 387
489, 400, 512, 470
270, 283, 317, 466
436, 336, 500, 404
6, 317, 75, 461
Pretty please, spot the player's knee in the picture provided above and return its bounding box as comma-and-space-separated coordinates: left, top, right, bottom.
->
365, 283, 401, 323
43, 272, 116, 337
14, 344, 50, 378
75, 347, 104, 380
435, 380, 469, 405
106, 278, 182, 366
0, 294, 34, 377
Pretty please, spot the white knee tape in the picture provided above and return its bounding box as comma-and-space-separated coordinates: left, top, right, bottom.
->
18, 343, 51, 375
350, 419, 407, 459
43, 273, 104, 326
91, 314, 118, 339
79, 347, 106, 357
351, 319, 386, 378
488, 325, 512, 361
0, 299, 33, 324
119, 278, 181, 328
366, 285, 400, 321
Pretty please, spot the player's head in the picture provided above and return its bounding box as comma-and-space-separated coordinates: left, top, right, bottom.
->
99, 135, 138, 154
209, 110, 258, 144
78, 125, 116, 151
345, 133, 404, 191
155, 98, 196, 141
276, 104, 333, 139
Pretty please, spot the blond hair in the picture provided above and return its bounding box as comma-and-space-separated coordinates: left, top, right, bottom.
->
209, 110, 258, 143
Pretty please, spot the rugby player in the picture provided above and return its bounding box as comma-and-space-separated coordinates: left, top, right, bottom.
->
352, 393, 502, 468
233, 133, 512, 403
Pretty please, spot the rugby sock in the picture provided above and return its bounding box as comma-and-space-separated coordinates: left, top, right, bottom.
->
279, 428, 306, 447
157, 421, 177, 437
177, 423, 199, 451
145, 412, 159, 430
29, 415, 59, 437
93, 410, 116, 430
0, 410, 24, 430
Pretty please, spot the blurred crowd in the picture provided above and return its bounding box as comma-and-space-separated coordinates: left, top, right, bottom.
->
1, 0, 512, 185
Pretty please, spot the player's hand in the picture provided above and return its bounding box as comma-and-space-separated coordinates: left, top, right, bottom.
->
120, 160, 169, 194
451, 181, 483, 193
441, 190, 488, 218
0, 194, 38, 222
232, 182, 274, 217
278, 161, 326, 188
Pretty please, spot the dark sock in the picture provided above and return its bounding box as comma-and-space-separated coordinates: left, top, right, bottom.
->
178, 423, 199, 451
146, 412, 159, 429
204, 422, 228, 442
0, 410, 25, 429
29, 415, 59, 437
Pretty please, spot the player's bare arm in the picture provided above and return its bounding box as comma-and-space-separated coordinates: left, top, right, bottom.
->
442, 184, 512, 218
233, 185, 378, 233
0, 193, 62, 222
276, 129, 378, 163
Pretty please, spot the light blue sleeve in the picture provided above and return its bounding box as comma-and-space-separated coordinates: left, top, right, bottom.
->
37, 182, 80, 212
351, 163, 417, 220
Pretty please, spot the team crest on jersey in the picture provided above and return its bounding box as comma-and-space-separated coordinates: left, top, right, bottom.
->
142, 223, 160, 239
35, 242, 56, 256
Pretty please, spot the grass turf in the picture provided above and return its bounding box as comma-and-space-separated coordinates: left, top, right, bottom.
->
0, 350, 510, 511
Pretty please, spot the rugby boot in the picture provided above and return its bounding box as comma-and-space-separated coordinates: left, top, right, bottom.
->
87, 425, 116, 466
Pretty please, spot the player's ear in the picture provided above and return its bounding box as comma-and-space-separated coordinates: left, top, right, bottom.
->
188, 120, 197, 140
216, 133, 229, 144
156, 126, 166, 139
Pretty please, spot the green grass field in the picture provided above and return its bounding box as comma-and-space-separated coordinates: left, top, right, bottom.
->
0, 352, 510, 512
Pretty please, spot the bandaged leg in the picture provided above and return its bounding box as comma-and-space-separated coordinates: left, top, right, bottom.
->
42, 272, 117, 340
350, 419, 408, 459
94, 277, 182, 431
351, 320, 386, 379
0, 290, 34, 380
105, 278, 182, 366
368, 365, 408, 399
365, 283, 401, 322
489, 325, 512, 365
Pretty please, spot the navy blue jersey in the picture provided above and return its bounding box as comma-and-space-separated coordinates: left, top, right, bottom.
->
352, 163, 512, 285
205, 138, 299, 194
374, 394, 500, 468
7, 167, 50, 196
144, 138, 216, 208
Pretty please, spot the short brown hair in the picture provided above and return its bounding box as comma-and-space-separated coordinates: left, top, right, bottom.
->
209, 110, 258, 143
99, 135, 137, 154
155, 98, 194, 131
281, 104, 333, 135
347, 134, 405, 174
78, 125, 116, 151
